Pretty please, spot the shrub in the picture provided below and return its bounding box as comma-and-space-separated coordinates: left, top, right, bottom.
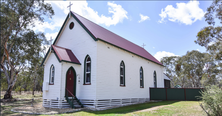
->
200, 85, 222, 116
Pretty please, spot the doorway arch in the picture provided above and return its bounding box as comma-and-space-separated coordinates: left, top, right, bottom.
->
65, 67, 76, 96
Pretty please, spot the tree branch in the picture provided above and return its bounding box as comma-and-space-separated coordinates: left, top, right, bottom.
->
0, 64, 10, 84
200, 103, 210, 116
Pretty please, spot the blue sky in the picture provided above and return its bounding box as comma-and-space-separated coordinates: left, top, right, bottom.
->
33, 1, 212, 61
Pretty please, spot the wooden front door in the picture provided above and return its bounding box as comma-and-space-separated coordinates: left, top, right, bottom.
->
66, 67, 76, 97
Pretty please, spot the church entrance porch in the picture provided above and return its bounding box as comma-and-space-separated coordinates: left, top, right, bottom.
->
66, 67, 76, 97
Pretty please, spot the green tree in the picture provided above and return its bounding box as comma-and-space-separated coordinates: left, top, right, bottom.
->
161, 51, 216, 88
161, 56, 179, 87
29, 57, 44, 96
195, 0, 222, 86
176, 50, 213, 87
0, 0, 54, 99
195, 0, 222, 60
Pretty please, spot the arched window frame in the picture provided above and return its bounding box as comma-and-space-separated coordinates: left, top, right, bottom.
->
84, 55, 91, 85
120, 61, 125, 86
49, 65, 55, 85
154, 71, 157, 88
140, 67, 144, 88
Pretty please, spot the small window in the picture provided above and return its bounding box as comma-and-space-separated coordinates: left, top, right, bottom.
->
84, 55, 91, 84
154, 71, 157, 88
69, 22, 74, 29
49, 65, 55, 85
140, 67, 144, 88
120, 61, 125, 86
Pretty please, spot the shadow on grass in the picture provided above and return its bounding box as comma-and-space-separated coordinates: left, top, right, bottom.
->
1, 99, 41, 115
1, 101, 29, 115
73, 101, 179, 115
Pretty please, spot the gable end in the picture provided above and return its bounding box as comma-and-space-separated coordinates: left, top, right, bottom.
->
53, 12, 97, 45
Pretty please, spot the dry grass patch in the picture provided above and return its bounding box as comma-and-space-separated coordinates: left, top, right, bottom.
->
1, 91, 42, 116
1, 91, 42, 99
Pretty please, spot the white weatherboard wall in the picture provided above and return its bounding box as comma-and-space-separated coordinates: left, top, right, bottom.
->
54, 16, 97, 100
96, 41, 164, 100
43, 52, 62, 100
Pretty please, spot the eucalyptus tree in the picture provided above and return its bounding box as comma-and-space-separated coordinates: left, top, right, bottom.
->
195, 1, 222, 114
0, 0, 54, 99
29, 57, 44, 96
195, 0, 222, 60
161, 56, 179, 87
176, 50, 213, 87
162, 51, 216, 88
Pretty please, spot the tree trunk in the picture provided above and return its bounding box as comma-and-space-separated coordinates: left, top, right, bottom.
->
19, 88, 21, 95
32, 89, 35, 96
32, 76, 37, 96
4, 86, 13, 99
2, 69, 18, 99
32, 86, 35, 96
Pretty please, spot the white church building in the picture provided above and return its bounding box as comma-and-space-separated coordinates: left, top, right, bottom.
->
41, 11, 165, 110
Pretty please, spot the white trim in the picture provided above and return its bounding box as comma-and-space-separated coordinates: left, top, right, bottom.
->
50, 65, 55, 84
85, 56, 91, 84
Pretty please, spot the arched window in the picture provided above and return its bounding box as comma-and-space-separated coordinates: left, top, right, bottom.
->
154, 71, 157, 88
84, 55, 91, 84
140, 67, 144, 88
120, 61, 125, 86
49, 65, 55, 85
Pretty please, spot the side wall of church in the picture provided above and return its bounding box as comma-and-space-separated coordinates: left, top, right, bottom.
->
96, 41, 164, 100
54, 16, 98, 100
43, 53, 62, 100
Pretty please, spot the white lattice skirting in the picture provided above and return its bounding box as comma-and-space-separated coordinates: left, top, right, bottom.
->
43, 98, 150, 110
43, 99, 70, 108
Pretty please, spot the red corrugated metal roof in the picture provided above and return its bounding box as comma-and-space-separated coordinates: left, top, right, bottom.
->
52, 45, 80, 64
71, 12, 163, 66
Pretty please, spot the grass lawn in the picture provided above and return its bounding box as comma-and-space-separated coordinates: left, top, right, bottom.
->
1, 92, 206, 116
45, 101, 206, 116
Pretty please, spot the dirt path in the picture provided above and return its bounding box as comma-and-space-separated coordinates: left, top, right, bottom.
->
135, 105, 173, 113
11, 100, 82, 115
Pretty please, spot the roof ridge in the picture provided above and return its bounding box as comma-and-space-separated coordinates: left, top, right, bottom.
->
71, 11, 163, 66
71, 11, 145, 50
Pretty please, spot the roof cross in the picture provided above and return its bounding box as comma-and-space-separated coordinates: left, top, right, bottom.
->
142, 43, 146, 48
67, 2, 73, 11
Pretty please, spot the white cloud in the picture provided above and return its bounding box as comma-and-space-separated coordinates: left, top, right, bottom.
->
138, 14, 150, 23
45, 32, 58, 43
208, 41, 215, 46
48, 1, 128, 27
32, 19, 63, 33
154, 51, 178, 62
31, 1, 128, 42
158, 1, 205, 25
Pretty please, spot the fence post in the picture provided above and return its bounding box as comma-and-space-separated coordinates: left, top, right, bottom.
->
184, 88, 186, 100
165, 88, 168, 100
149, 87, 151, 100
